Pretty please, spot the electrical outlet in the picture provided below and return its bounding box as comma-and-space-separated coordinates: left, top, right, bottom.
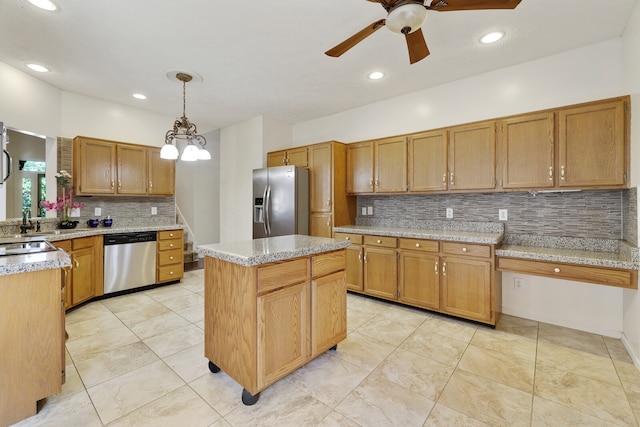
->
514, 277, 525, 290
361, 207, 367, 216
94, 207, 101, 216
151, 207, 157, 215
367, 206, 373, 215
499, 209, 508, 221
446, 208, 453, 219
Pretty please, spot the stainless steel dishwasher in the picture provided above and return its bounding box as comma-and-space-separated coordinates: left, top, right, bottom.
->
104, 231, 157, 294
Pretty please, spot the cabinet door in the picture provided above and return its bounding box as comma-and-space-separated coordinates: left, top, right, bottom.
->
500, 113, 555, 189
408, 130, 447, 192
257, 282, 309, 388
345, 245, 364, 292
287, 147, 308, 168
148, 147, 175, 195
441, 256, 492, 323
375, 136, 407, 193
75, 138, 116, 195
347, 141, 374, 193
558, 100, 627, 188
309, 143, 332, 213
70, 246, 95, 306
364, 247, 397, 299
448, 121, 496, 191
312, 271, 347, 355
399, 251, 440, 310
267, 150, 287, 167
310, 212, 332, 238
117, 144, 148, 194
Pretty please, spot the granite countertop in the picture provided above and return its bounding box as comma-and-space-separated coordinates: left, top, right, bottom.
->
333, 225, 504, 245
1, 224, 184, 243
0, 248, 71, 276
198, 234, 350, 267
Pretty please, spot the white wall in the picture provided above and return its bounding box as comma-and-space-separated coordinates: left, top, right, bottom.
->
262, 117, 293, 166
622, 1, 640, 365
288, 38, 630, 338
219, 116, 265, 242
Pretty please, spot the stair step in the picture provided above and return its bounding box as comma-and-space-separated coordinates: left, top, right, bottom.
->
183, 250, 197, 263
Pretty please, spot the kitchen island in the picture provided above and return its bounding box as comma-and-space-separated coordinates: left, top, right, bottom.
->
198, 234, 349, 405
0, 241, 70, 427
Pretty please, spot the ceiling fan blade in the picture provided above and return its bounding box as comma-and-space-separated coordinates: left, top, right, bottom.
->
428, 0, 521, 11
405, 28, 430, 64
325, 19, 386, 58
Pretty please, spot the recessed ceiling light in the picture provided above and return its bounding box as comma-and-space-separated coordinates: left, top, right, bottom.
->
480, 31, 504, 44
132, 93, 147, 100
27, 0, 57, 11
26, 63, 49, 73
368, 71, 384, 80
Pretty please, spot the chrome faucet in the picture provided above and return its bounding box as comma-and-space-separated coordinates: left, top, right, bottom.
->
20, 209, 34, 234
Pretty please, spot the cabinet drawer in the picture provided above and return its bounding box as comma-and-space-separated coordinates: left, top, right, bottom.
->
442, 242, 491, 258
158, 229, 183, 240
312, 250, 346, 278
497, 257, 637, 289
53, 240, 72, 252
334, 233, 363, 245
158, 239, 182, 251
399, 238, 439, 253
158, 248, 182, 266
157, 263, 184, 282
364, 235, 397, 248
257, 258, 310, 293
73, 236, 97, 250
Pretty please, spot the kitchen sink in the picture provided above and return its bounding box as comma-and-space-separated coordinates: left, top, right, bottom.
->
0, 239, 58, 256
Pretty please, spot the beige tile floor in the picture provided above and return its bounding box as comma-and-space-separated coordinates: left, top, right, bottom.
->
12, 269, 640, 426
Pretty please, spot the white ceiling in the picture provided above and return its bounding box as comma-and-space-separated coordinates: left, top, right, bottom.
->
0, 0, 636, 133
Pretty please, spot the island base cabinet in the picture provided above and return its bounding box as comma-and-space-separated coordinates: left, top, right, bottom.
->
0, 269, 64, 427
312, 271, 347, 354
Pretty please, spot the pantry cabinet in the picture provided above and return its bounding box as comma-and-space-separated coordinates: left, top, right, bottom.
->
558, 98, 627, 188
307, 141, 356, 238
53, 235, 103, 309
73, 136, 176, 196
499, 113, 555, 189
267, 147, 308, 167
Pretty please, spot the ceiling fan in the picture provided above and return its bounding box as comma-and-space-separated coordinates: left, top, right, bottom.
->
325, 0, 522, 64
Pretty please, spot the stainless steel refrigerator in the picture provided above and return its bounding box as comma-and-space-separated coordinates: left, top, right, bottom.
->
253, 166, 309, 238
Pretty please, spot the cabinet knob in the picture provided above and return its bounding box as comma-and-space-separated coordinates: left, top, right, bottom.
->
560, 165, 566, 180
169, 233, 174, 237
462, 247, 467, 252
548, 166, 553, 181
169, 243, 174, 248
327, 198, 331, 207
345, 237, 350, 241
434, 261, 439, 275
377, 239, 381, 244
450, 172, 454, 186
169, 271, 174, 275
169, 256, 174, 260
415, 243, 420, 248
554, 267, 561, 273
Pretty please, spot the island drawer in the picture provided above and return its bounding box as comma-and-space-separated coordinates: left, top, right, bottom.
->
364, 235, 397, 248
334, 233, 363, 245
442, 242, 491, 258
399, 238, 439, 253
312, 250, 346, 278
497, 257, 637, 289
257, 258, 310, 293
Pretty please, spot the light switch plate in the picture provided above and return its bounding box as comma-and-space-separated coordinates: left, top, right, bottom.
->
94, 207, 101, 216
446, 208, 453, 219
367, 206, 373, 215
499, 209, 508, 221
361, 207, 367, 216
151, 207, 157, 215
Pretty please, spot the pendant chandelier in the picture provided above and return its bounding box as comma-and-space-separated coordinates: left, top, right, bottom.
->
161, 72, 211, 161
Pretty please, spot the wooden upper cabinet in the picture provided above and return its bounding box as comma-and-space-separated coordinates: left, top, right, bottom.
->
500, 113, 554, 189
408, 130, 447, 192
309, 143, 332, 213
117, 144, 147, 195
448, 121, 496, 191
148, 148, 175, 195
558, 99, 627, 188
73, 137, 116, 195
267, 147, 308, 167
347, 141, 374, 194
374, 136, 407, 193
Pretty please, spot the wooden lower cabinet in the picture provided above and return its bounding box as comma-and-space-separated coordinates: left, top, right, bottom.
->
338, 232, 500, 325
204, 249, 346, 403
53, 235, 103, 309
0, 268, 65, 427
157, 229, 184, 283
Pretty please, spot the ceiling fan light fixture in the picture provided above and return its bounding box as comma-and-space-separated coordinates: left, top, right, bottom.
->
480, 31, 504, 44
386, 3, 428, 35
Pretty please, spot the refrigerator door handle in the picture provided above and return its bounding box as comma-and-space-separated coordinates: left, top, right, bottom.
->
3, 149, 11, 182
264, 184, 272, 235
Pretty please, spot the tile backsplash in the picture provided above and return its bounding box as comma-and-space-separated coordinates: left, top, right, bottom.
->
357, 188, 638, 245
